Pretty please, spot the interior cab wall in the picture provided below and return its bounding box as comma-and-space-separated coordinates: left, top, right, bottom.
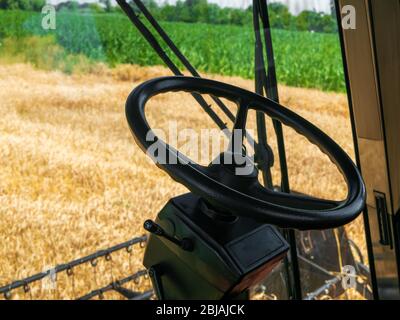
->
338, 0, 400, 299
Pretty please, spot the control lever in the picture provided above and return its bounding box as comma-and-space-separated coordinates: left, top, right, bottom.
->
143, 220, 194, 252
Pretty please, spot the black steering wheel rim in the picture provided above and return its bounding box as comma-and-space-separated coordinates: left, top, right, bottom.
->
126, 76, 366, 230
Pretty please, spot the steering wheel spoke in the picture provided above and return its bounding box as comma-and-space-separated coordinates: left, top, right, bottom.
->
226, 99, 249, 154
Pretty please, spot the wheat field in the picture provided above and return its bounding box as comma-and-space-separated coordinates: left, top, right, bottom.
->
0, 63, 366, 299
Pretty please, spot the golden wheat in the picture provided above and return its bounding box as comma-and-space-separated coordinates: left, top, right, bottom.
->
0, 63, 366, 299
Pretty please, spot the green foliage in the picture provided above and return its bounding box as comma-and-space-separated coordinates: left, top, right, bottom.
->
0, 9, 32, 38
88, 3, 105, 14
151, 0, 252, 26
296, 11, 337, 33
0, 35, 96, 74
0, 0, 45, 11
100, 0, 112, 12
0, 1, 337, 34
0, 10, 345, 92
138, 1, 335, 32
268, 3, 295, 29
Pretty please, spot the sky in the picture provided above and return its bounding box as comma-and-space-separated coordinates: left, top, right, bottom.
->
47, 0, 332, 15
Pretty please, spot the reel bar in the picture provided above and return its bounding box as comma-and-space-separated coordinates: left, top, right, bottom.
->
0, 235, 147, 296
77, 270, 151, 300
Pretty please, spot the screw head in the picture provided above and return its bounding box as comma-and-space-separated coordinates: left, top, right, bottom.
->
4, 291, 12, 300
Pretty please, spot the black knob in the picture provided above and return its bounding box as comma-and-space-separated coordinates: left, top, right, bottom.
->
143, 219, 193, 252
144, 219, 164, 236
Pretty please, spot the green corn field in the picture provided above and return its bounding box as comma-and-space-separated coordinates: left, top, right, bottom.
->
0, 10, 346, 92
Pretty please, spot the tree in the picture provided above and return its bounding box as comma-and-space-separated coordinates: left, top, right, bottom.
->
102, 0, 334, 32
191, 0, 209, 23
32, 0, 45, 11
159, 4, 176, 21
0, 0, 17, 10
296, 10, 336, 33
0, 0, 45, 11
268, 3, 294, 29
89, 3, 105, 13
57, 1, 79, 11
175, 0, 191, 22
185, 0, 206, 7
100, 0, 112, 12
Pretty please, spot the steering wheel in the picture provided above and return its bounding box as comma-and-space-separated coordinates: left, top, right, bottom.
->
125, 76, 365, 230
